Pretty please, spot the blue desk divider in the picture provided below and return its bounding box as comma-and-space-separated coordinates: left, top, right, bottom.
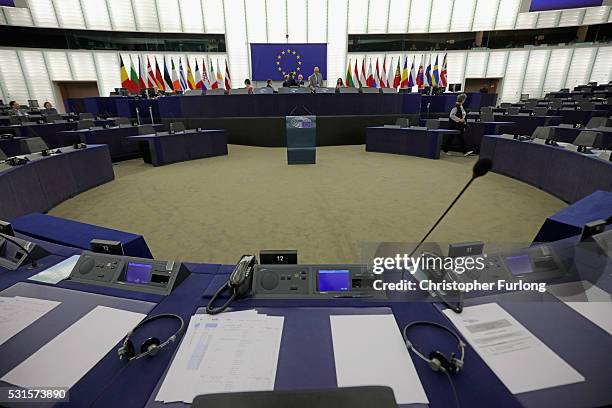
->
286, 116, 316, 164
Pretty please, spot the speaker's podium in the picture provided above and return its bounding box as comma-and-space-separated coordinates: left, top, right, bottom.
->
286, 116, 316, 164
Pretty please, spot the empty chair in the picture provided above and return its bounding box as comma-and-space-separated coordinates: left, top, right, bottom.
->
114, 117, 131, 127
520, 94, 529, 102
78, 112, 94, 120
27, 99, 40, 109
524, 101, 537, 110
170, 122, 186, 133
481, 106, 494, 114
395, 118, 411, 128
44, 114, 62, 123
138, 125, 156, 135
9, 116, 22, 125
19, 137, 49, 154
533, 107, 549, 116
550, 99, 562, 109
578, 101, 595, 110
499, 102, 511, 109
426, 119, 441, 129
532, 126, 556, 143
77, 119, 95, 130
506, 106, 520, 115
559, 123, 574, 128
573, 130, 602, 152
586, 117, 610, 129
480, 113, 495, 122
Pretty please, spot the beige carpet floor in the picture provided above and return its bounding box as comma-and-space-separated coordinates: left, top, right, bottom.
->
50, 145, 566, 264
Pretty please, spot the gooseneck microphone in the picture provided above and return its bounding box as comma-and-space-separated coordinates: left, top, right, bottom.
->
408, 158, 493, 259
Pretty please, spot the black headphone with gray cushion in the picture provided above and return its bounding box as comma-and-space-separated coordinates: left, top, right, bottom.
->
118, 313, 185, 361
403, 321, 465, 374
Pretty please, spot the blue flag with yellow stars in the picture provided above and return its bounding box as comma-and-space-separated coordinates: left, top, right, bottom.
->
250, 43, 327, 81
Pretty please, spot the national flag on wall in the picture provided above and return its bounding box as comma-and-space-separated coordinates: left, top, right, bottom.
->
361, 59, 367, 87
171, 59, 181, 91
440, 53, 448, 87
146, 57, 156, 89
224, 59, 231, 90
366, 59, 374, 87
354, 59, 361, 87
346, 59, 354, 87
154, 57, 164, 90
400, 56, 409, 88
408, 56, 416, 88
163, 59, 173, 92
432, 55, 440, 87
202, 59, 211, 90
393, 58, 401, 89
187, 59, 196, 90
119, 55, 131, 90
178, 58, 188, 91
129, 56, 140, 92
424, 55, 432, 87
215, 60, 224, 89
416, 55, 424, 88
387, 57, 395, 89
194, 60, 203, 89
381, 57, 388, 88
137, 56, 146, 90
210, 60, 218, 89
375, 58, 381, 88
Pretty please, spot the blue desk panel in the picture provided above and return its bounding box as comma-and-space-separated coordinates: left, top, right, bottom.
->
493, 115, 563, 136
366, 127, 457, 159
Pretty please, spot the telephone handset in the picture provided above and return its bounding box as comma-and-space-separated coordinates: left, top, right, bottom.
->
206, 255, 257, 314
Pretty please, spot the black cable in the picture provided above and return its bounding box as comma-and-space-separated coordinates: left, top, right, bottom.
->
205, 283, 237, 315
0, 234, 38, 268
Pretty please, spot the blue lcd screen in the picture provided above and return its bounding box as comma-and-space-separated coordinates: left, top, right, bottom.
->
125, 262, 152, 284
505, 255, 533, 276
318, 270, 350, 292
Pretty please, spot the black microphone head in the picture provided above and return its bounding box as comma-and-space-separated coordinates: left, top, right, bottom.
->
473, 158, 493, 178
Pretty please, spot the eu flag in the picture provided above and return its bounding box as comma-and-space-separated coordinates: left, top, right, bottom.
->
250, 43, 327, 81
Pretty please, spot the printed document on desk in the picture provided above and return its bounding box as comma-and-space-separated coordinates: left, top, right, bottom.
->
156, 311, 284, 403
443, 303, 584, 394
0, 296, 61, 347
1, 305, 145, 388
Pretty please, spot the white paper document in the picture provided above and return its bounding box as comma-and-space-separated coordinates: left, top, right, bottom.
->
28, 255, 79, 284
330, 314, 429, 405
0, 296, 61, 347
443, 303, 584, 394
547, 281, 612, 336
156, 310, 284, 403
1, 305, 145, 389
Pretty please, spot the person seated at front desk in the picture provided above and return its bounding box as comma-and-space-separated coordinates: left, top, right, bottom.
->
283, 72, 298, 87
297, 74, 305, 87
8, 101, 28, 117
244, 78, 254, 94
41, 101, 58, 115
335, 78, 344, 92
309, 66, 324, 90
444, 93, 474, 157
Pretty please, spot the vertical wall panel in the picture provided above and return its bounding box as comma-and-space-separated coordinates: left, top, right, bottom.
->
94, 52, 120, 97
157, 0, 183, 32
536, 11, 559, 28
287, 0, 308, 42
3, 6, 34, 26
495, 0, 519, 29
245, 0, 267, 43
408, 0, 431, 32
500, 50, 528, 103
20, 50, 55, 106
565, 47, 596, 89
486, 51, 508, 77
450, 0, 475, 32
558, 8, 584, 27
52, 0, 85, 28
107, 0, 136, 31
582, 6, 609, 24
367, 0, 389, 34
590, 46, 612, 85
45, 51, 72, 80
472, 0, 498, 31
521, 49, 549, 98
0, 49, 30, 103
27, 0, 59, 27
180, 0, 204, 32
542, 48, 572, 95
428, 0, 452, 32
387, 0, 410, 33
348, 0, 368, 33
201, 0, 225, 33
68, 52, 97, 80
133, 0, 160, 31
327, 0, 348, 86
224, 0, 248, 87
81, 0, 112, 30
307, 0, 328, 42
464, 51, 488, 78
444, 51, 466, 86
266, 0, 287, 42
514, 12, 537, 29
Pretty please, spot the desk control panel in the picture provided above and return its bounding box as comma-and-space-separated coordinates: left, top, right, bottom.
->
252, 264, 386, 299
68, 251, 189, 295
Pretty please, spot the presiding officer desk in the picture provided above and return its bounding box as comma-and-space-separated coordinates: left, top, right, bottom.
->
0, 145, 114, 220
66, 93, 498, 147
0, 225, 610, 408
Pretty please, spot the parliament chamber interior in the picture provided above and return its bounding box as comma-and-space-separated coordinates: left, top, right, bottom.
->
0, 0, 611, 407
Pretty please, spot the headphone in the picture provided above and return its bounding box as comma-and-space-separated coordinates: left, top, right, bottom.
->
403, 321, 465, 374
117, 313, 185, 361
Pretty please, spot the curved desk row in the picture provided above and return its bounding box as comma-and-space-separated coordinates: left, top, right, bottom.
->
480, 135, 612, 203
0, 230, 610, 408
0, 120, 115, 150
550, 125, 612, 148
0, 145, 114, 220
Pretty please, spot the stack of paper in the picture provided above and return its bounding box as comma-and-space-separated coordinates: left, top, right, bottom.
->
156, 310, 284, 404
0, 296, 61, 346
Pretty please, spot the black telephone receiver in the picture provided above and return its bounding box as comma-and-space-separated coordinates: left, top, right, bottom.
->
206, 255, 257, 314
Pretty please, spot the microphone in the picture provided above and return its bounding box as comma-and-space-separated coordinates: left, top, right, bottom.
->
408, 158, 493, 258
0, 233, 39, 268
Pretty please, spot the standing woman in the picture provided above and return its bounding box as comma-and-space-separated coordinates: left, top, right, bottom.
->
444, 93, 473, 156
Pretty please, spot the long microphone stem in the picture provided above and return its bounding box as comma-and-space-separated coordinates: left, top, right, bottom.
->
408, 176, 475, 258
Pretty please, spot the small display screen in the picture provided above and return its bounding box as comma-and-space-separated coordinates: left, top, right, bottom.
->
125, 262, 152, 284
318, 269, 350, 292
505, 255, 533, 276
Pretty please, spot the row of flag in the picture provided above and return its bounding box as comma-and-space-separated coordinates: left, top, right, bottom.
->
345, 53, 448, 89
119, 55, 231, 93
